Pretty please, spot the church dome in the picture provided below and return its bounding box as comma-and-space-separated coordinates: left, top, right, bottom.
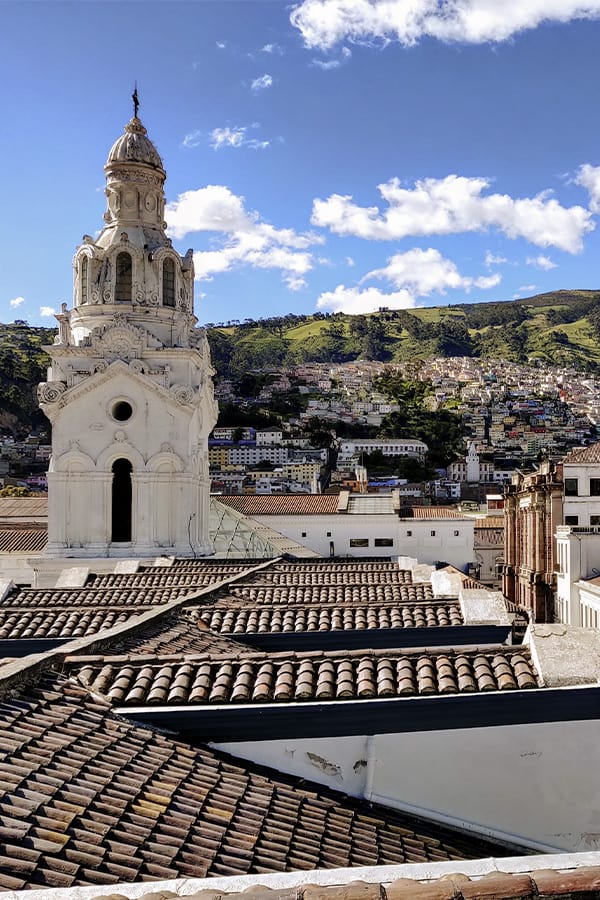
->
106, 117, 164, 171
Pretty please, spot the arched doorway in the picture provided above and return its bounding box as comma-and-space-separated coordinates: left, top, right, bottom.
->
111, 458, 132, 541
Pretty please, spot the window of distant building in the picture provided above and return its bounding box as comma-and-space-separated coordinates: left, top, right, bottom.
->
591, 515, 600, 527
406, 530, 412, 537
591, 479, 600, 497
565, 515, 579, 526
430, 530, 436, 537
564, 478, 579, 497
454, 530, 460, 536
350, 538, 369, 547
374, 538, 394, 547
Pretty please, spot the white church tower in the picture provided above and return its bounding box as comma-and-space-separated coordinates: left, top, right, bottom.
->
38, 101, 218, 558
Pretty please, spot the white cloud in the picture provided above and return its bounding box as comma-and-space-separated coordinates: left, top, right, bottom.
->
485, 251, 508, 267
576, 163, 600, 212
210, 126, 270, 150
318, 247, 500, 313
9, 296, 25, 308
261, 43, 283, 54
312, 175, 593, 252
251, 74, 273, 91
312, 46, 352, 68
166, 186, 323, 290
216, 41, 226, 49
181, 129, 203, 149
317, 284, 417, 314
39, 306, 56, 318
367, 247, 501, 293
515, 284, 538, 296
526, 254, 557, 270
290, 0, 600, 49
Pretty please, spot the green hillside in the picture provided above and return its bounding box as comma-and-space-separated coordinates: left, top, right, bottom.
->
3, 289, 600, 435
207, 289, 600, 376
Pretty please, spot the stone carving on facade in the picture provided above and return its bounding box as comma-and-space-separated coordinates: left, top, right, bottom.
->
109, 168, 162, 187
38, 381, 66, 406
170, 384, 196, 405
91, 319, 147, 360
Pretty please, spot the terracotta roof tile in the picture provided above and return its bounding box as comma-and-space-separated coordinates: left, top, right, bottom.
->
148, 865, 600, 899
562, 441, 600, 464
0, 497, 48, 518
217, 495, 341, 516
0, 525, 47, 554
66, 647, 538, 707
227, 583, 434, 605
0, 675, 519, 889
194, 602, 463, 634
0, 608, 138, 640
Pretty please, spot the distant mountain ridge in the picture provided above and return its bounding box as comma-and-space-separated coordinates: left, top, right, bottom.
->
2, 289, 600, 435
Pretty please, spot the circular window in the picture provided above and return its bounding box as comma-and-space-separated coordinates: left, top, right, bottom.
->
111, 400, 133, 422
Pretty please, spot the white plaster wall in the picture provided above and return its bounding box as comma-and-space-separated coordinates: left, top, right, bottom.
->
213, 717, 600, 852
250, 513, 474, 568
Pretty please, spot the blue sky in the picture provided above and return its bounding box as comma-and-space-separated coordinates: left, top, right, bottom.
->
4, 1, 600, 326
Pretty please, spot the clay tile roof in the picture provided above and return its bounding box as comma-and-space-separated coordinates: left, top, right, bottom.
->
562, 441, 600, 464
226, 583, 433, 604
0, 607, 140, 640
0, 525, 47, 554
66, 647, 539, 707
399, 507, 469, 519
106, 612, 253, 657
194, 601, 463, 634
127, 867, 600, 899
217, 495, 340, 516
0, 496, 48, 518
0, 675, 521, 890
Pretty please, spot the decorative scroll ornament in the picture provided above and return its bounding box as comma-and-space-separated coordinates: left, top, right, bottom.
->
38, 382, 66, 405
170, 384, 195, 405
129, 359, 145, 375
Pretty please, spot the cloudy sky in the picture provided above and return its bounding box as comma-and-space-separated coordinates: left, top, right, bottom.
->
4, 1, 600, 325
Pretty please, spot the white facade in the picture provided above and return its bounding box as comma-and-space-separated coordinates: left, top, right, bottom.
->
39, 113, 217, 558
256, 428, 283, 446
338, 438, 428, 460
241, 509, 474, 567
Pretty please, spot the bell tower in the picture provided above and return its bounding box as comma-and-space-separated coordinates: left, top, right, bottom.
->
39, 101, 218, 558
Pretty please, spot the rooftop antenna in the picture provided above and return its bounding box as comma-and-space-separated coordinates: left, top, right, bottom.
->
132, 82, 140, 118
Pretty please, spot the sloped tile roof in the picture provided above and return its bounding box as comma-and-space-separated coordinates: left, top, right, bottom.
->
0, 675, 519, 891
0, 525, 47, 554
194, 602, 463, 634
398, 507, 469, 519
0, 607, 138, 640
67, 647, 538, 707
106, 612, 254, 657
228, 583, 434, 605
217, 495, 340, 516
0, 496, 48, 518
562, 442, 600, 464
106, 866, 600, 899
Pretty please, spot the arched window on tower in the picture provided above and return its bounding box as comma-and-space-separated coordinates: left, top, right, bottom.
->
115, 252, 132, 302
163, 257, 175, 307
80, 256, 88, 304
111, 458, 132, 542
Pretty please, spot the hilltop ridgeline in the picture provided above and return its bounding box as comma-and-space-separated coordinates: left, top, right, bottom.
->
2, 289, 600, 435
